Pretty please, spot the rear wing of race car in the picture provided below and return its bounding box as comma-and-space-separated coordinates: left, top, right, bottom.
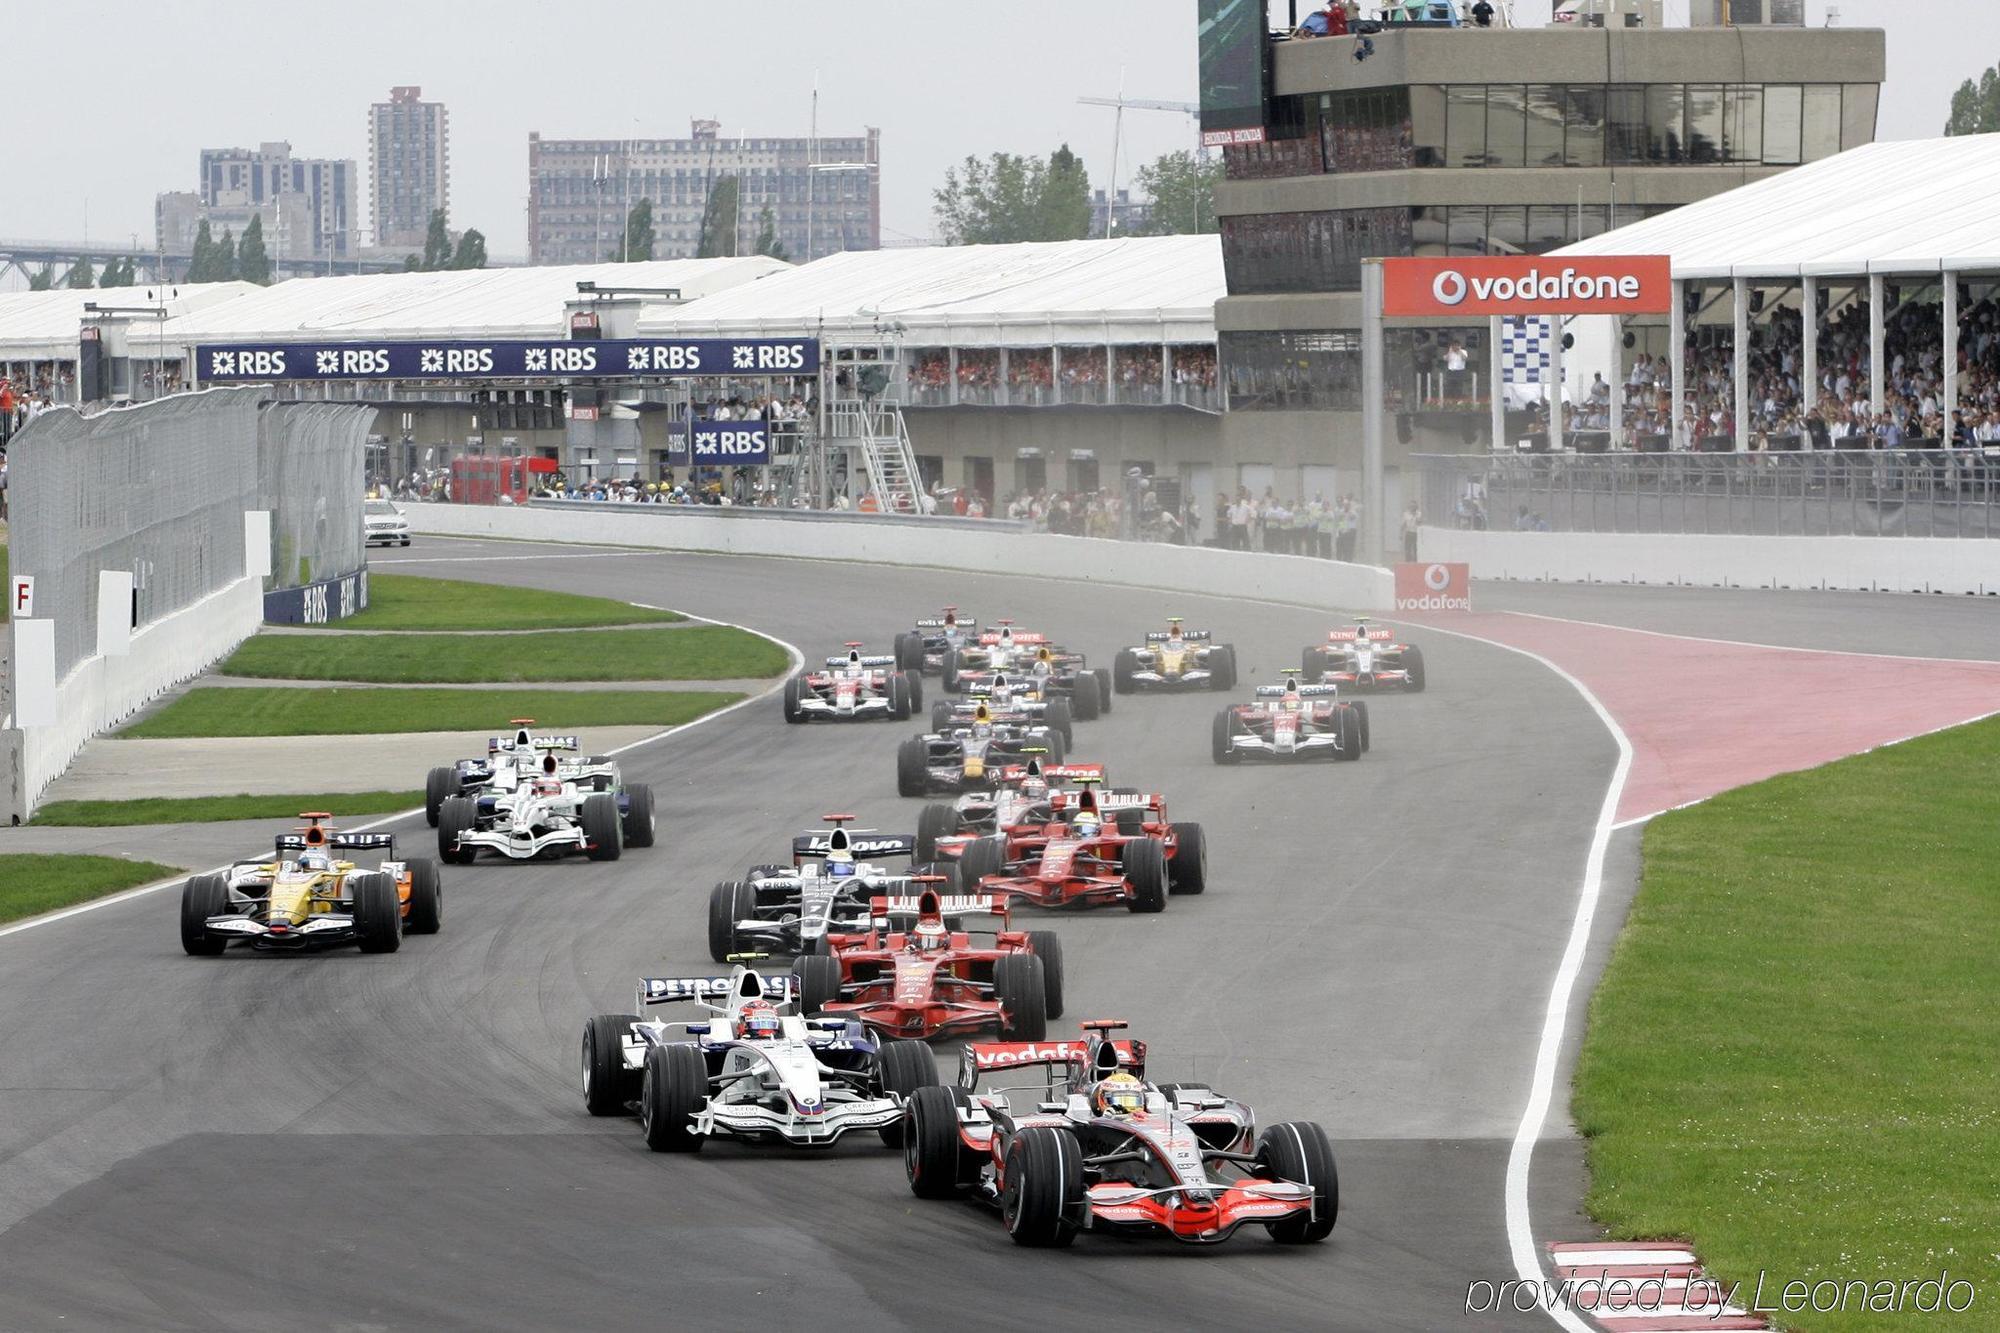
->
639, 975, 795, 1007
995, 762, 1105, 783
822, 654, 897, 668
914, 616, 976, 630
331, 832, 396, 853
1142, 630, 1211, 642
869, 893, 1008, 926
1327, 629, 1395, 642
792, 832, 919, 860
1254, 683, 1341, 698
957, 1036, 1148, 1090
1095, 792, 1159, 814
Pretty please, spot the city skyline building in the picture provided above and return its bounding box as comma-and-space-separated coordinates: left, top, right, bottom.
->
370, 86, 450, 248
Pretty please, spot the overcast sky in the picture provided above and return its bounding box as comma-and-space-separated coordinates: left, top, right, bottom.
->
3, 0, 1991, 260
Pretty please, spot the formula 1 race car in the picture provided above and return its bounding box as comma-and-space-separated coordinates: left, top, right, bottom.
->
896, 706, 1067, 798
930, 672, 1078, 745
437, 745, 655, 863
783, 644, 923, 723
947, 632, 1109, 719
901, 1019, 1337, 1248
707, 818, 962, 961
1213, 676, 1368, 764
579, 961, 944, 1151
913, 759, 1107, 862
1111, 619, 1238, 694
952, 781, 1205, 913
180, 813, 442, 955
422, 721, 624, 827
1301, 618, 1426, 693
791, 889, 1064, 1042
895, 607, 981, 676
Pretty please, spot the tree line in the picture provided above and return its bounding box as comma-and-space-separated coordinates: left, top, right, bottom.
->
932, 145, 1220, 245
604, 180, 791, 264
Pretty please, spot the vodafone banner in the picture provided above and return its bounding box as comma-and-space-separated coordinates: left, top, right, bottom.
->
1395, 562, 1471, 612
1382, 256, 1671, 318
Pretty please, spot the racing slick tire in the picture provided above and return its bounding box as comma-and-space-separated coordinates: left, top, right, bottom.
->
424, 766, 456, 828
1211, 710, 1241, 765
622, 783, 658, 848
895, 630, 925, 672
993, 954, 1049, 1041
179, 874, 231, 956
903, 670, 924, 710
404, 857, 444, 934
1025, 931, 1066, 1019
581, 1013, 642, 1116
1335, 709, 1364, 762
1112, 648, 1141, 694
957, 834, 1008, 888
783, 673, 807, 723
1043, 697, 1074, 747
1069, 672, 1103, 721
1208, 645, 1238, 691
889, 672, 913, 721
1038, 730, 1067, 765
1402, 645, 1427, 693
1002, 1127, 1083, 1248
351, 872, 403, 953
582, 794, 624, 860
905, 1084, 977, 1198
1120, 838, 1169, 914
941, 647, 964, 693
1301, 645, 1328, 678
877, 1039, 943, 1147
792, 953, 843, 1016
930, 700, 953, 732
438, 796, 478, 865
1113, 807, 1146, 836
707, 880, 756, 962
1167, 822, 1207, 895
1258, 1121, 1339, 1243
1094, 667, 1114, 713
915, 803, 961, 862
1350, 701, 1371, 753
896, 737, 931, 798
641, 1043, 707, 1153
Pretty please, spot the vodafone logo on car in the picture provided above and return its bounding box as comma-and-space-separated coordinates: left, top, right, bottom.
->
1394, 562, 1471, 612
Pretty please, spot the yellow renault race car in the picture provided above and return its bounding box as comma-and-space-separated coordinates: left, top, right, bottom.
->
180, 813, 443, 956
1112, 618, 1238, 694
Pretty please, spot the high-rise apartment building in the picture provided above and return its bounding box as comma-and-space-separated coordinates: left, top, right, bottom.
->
371, 86, 450, 248
528, 120, 880, 265
166, 141, 357, 260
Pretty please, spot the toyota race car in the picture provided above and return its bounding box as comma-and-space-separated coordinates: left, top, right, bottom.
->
180, 813, 442, 955
579, 961, 944, 1151
708, 817, 962, 961
1111, 619, 1238, 694
1302, 618, 1426, 693
1214, 676, 1368, 764
895, 608, 980, 676
437, 744, 655, 863
901, 1020, 1337, 1247
896, 705, 1067, 797
783, 644, 923, 722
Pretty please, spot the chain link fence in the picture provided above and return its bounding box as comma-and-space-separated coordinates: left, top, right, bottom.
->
260, 402, 370, 589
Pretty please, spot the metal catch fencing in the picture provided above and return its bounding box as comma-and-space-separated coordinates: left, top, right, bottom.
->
1417, 450, 2000, 540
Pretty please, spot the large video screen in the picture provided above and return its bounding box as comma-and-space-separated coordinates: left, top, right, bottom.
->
1198, 0, 1269, 145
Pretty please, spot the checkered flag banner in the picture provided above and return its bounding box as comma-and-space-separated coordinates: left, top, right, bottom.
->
1500, 316, 1551, 385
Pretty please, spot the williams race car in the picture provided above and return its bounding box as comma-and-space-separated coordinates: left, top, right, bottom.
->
579, 961, 943, 1151
437, 746, 655, 864
1301, 617, 1426, 693
901, 1019, 1337, 1247
896, 705, 1067, 797
707, 817, 961, 961
180, 813, 442, 955
1111, 618, 1238, 694
1213, 676, 1368, 764
783, 644, 923, 722
895, 607, 981, 676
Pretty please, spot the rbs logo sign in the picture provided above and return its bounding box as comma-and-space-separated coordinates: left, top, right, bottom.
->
690, 420, 771, 465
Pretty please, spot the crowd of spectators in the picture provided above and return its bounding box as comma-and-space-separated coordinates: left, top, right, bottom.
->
1211, 489, 1364, 558
906, 346, 1217, 407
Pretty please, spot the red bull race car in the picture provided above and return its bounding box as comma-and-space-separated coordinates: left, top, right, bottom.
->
900, 1020, 1338, 1248
1111, 618, 1238, 693
1301, 617, 1426, 693
1213, 676, 1369, 764
896, 704, 1067, 797
953, 780, 1206, 913
783, 643, 923, 722
929, 671, 1078, 744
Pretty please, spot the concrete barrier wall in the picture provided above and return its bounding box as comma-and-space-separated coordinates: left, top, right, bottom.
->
1421, 526, 2000, 596
400, 504, 1396, 612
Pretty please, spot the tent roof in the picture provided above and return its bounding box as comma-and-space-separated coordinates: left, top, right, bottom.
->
153, 256, 790, 345
1558, 134, 2000, 281
635, 235, 1225, 347
0, 281, 257, 361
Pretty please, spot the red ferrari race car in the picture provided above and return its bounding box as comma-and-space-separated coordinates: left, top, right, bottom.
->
1301, 617, 1426, 693
790, 889, 1064, 1042
900, 1019, 1338, 1248
783, 643, 922, 722
1213, 675, 1368, 764
914, 758, 1107, 863
953, 780, 1206, 913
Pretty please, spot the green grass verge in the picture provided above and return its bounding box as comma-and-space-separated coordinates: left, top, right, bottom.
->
0, 854, 183, 924
218, 625, 786, 683
32, 790, 425, 827
120, 686, 742, 739
301, 573, 683, 632
1574, 717, 2000, 1332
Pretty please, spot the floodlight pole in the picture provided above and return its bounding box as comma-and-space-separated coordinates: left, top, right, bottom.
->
1943, 272, 1958, 425
1802, 274, 1818, 426
1732, 277, 1749, 452
1360, 259, 1385, 565
1488, 314, 1506, 451
1867, 272, 1884, 417
1669, 278, 1686, 450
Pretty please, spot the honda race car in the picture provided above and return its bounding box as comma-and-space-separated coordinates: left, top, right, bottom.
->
952, 780, 1206, 913
896, 706, 1067, 797
1111, 619, 1238, 694
180, 813, 441, 955
901, 1020, 1337, 1248
707, 817, 961, 961
423, 721, 624, 827
579, 961, 943, 1151
791, 889, 1064, 1042
437, 745, 655, 863
1301, 618, 1426, 693
895, 607, 981, 677
1214, 676, 1368, 764
783, 644, 922, 723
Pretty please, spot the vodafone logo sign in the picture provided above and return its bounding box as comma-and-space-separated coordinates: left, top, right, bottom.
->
1383, 256, 1671, 317
1423, 563, 1452, 592
1395, 562, 1471, 612
1431, 270, 1468, 307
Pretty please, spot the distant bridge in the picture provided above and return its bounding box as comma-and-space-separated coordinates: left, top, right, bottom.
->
0, 237, 412, 285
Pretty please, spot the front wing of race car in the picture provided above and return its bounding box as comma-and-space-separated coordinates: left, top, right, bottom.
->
1225, 729, 1347, 760
697, 1094, 906, 1146
453, 823, 589, 859
795, 692, 898, 720
202, 911, 359, 947
1121, 665, 1218, 691
1082, 1177, 1318, 1244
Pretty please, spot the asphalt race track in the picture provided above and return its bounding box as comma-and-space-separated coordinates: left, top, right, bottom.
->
1, 538, 1987, 1331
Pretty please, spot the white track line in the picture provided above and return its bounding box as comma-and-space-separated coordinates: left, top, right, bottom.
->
1498, 608, 2000, 667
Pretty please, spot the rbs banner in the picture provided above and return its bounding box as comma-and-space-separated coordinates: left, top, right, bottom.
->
668, 419, 772, 466
1381, 257, 1671, 318
195, 337, 820, 383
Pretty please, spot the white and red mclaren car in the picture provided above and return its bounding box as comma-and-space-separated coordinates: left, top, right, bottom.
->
1301, 618, 1426, 693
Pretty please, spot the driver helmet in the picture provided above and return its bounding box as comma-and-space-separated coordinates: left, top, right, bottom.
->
533, 776, 563, 797
1019, 773, 1049, 800
1092, 1072, 1146, 1117
736, 1000, 781, 1041
913, 917, 950, 951
299, 850, 332, 873
827, 857, 857, 878
1072, 808, 1101, 837
1167, 620, 1183, 640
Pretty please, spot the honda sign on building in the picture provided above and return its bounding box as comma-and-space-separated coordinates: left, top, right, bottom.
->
1382, 257, 1672, 318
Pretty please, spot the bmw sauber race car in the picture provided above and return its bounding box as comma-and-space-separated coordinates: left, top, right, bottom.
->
901, 1020, 1337, 1248
896, 706, 1067, 797
579, 961, 943, 1151
180, 813, 442, 955
708, 817, 961, 961
1214, 676, 1368, 764
783, 644, 922, 723
952, 781, 1205, 913
1301, 618, 1426, 693
1111, 619, 1238, 694
423, 720, 621, 827
437, 744, 655, 863
793, 889, 1064, 1042
895, 607, 980, 676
